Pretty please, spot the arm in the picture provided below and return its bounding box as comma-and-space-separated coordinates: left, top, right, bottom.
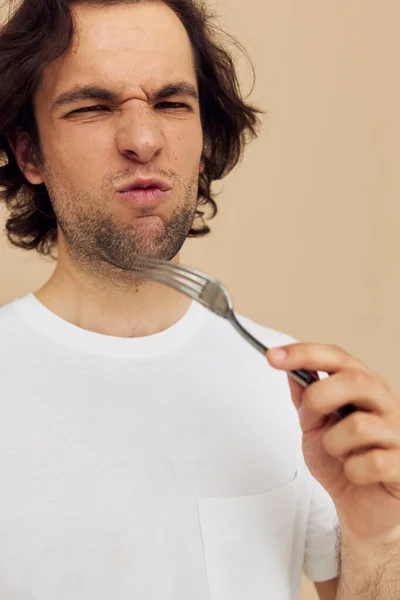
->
267, 344, 400, 600
315, 578, 338, 600
315, 533, 400, 600
335, 529, 400, 599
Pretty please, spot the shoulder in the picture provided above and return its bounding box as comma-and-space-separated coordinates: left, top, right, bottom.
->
201, 307, 298, 378
0, 296, 30, 339
234, 313, 297, 348
0, 297, 20, 324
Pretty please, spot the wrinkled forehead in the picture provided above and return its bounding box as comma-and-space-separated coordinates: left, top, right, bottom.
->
37, 2, 198, 105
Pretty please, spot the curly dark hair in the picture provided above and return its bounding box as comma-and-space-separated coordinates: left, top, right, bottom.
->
0, 0, 262, 257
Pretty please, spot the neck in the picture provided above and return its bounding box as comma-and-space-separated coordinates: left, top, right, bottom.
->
35, 252, 191, 338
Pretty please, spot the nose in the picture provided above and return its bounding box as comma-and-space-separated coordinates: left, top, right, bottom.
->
115, 103, 166, 164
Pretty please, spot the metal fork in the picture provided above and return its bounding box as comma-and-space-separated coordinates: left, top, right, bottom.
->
134, 257, 355, 420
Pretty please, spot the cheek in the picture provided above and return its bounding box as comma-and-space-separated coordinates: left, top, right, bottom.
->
59, 127, 111, 160
172, 125, 203, 168
41, 125, 112, 183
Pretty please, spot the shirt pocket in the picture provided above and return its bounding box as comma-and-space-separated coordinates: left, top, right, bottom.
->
197, 470, 299, 600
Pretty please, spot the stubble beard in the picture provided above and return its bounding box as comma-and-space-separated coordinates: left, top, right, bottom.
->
44, 168, 200, 286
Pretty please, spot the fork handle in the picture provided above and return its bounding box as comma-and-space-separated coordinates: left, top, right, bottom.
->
228, 312, 356, 419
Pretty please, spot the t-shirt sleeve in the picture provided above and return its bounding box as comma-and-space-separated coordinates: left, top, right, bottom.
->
237, 318, 340, 582
303, 470, 340, 582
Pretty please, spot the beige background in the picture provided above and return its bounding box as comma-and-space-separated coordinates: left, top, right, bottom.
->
1, 1, 400, 598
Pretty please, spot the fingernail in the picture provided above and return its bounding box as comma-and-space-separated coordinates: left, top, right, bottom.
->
270, 347, 287, 362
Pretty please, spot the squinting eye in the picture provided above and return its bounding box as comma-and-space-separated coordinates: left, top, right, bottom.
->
156, 102, 189, 110
70, 106, 108, 115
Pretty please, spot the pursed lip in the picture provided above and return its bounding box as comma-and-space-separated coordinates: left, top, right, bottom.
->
117, 177, 172, 193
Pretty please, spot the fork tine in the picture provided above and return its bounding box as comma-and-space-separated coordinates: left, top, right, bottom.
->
137, 260, 207, 294
143, 266, 204, 295
138, 258, 211, 286
140, 269, 210, 310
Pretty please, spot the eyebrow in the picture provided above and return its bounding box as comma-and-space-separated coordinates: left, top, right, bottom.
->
52, 82, 199, 111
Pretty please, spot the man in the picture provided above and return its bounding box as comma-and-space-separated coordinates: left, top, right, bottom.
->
0, 1, 399, 598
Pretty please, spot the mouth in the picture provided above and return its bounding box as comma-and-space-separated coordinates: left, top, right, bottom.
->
118, 178, 172, 194
117, 178, 172, 209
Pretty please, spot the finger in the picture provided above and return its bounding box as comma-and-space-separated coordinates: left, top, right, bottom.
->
322, 412, 399, 460
303, 369, 395, 417
344, 448, 400, 485
287, 376, 333, 432
267, 343, 385, 384
286, 373, 303, 412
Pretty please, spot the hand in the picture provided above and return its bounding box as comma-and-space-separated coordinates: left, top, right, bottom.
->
267, 343, 400, 542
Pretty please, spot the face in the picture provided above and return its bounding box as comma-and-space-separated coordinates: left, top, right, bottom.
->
19, 2, 204, 274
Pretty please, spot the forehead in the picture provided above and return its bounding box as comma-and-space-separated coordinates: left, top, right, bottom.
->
39, 2, 197, 101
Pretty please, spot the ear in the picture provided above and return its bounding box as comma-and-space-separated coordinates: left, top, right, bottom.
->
199, 159, 205, 175
7, 131, 44, 185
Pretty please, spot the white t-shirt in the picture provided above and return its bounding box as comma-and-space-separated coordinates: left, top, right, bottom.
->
0, 294, 339, 600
